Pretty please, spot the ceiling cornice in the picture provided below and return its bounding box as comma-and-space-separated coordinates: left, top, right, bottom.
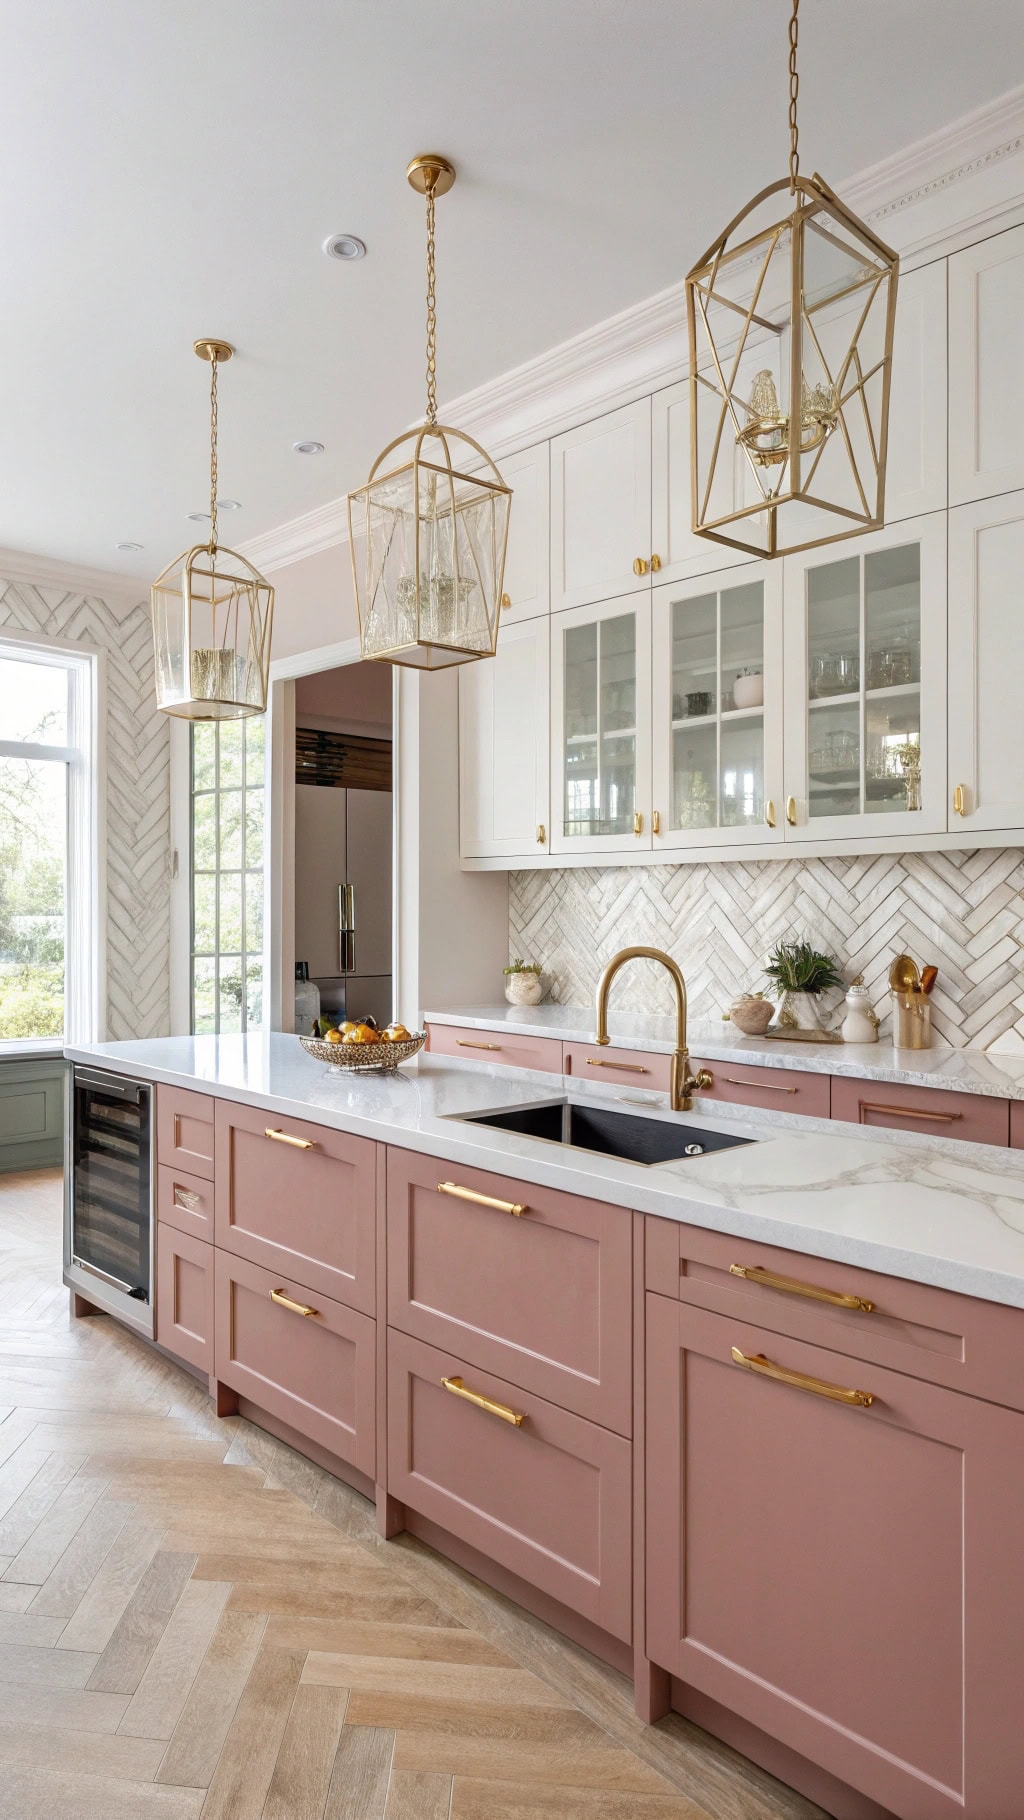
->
0, 544, 145, 604
244, 84, 1024, 575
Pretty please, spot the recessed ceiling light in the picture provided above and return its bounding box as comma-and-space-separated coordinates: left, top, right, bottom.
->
293, 440, 325, 455
323, 233, 366, 261
115, 541, 143, 552
217, 497, 242, 511
186, 510, 210, 522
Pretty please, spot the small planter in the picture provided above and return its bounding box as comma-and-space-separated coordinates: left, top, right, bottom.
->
730, 993, 775, 1036
774, 988, 827, 1032
505, 971, 544, 1006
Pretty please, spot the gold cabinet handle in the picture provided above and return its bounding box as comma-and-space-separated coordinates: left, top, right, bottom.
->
437, 1181, 529, 1217
650, 554, 662, 573
173, 1186, 201, 1209
731, 1347, 874, 1407
785, 795, 797, 827
953, 783, 966, 817
858, 1100, 962, 1124
729, 1263, 874, 1312
633, 556, 649, 576
586, 1057, 650, 1074
765, 798, 776, 829
265, 1127, 317, 1150
270, 1288, 320, 1318
456, 1039, 502, 1051
634, 811, 644, 836
441, 1375, 525, 1427
723, 1075, 797, 1094
536, 823, 546, 845
501, 592, 511, 609
652, 809, 661, 835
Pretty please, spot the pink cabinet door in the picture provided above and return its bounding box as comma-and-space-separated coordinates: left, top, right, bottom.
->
426, 1022, 563, 1074
215, 1101, 376, 1314
692, 1060, 830, 1119
562, 1041, 671, 1094
156, 1226, 214, 1376
387, 1148, 632, 1435
645, 1292, 1024, 1819
157, 1085, 216, 1179
1010, 1100, 1024, 1148
157, 1163, 214, 1244
388, 1327, 631, 1642
831, 1074, 1009, 1146
214, 1250, 375, 1474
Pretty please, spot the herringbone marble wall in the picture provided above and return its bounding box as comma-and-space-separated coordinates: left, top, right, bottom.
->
0, 579, 170, 1039
510, 850, 1024, 1052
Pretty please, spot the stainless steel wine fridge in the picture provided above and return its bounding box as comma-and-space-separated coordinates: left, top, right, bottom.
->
64, 1065, 154, 1336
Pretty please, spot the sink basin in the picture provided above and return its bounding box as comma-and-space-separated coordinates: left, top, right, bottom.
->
458, 1099, 752, 1166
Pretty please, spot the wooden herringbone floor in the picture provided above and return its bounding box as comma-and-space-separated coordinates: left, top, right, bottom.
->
0, 1170, 828, 1820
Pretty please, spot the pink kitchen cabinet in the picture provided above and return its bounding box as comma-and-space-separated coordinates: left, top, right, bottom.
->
692, 1059, 830, 1119
562, 1040, 672, 1094
1010, 1099, 1024, 1148
645, 1290, 1024, 1820
155, 1224, 214, 1376
157, 1084, 216, 1179
157, 1163, 214, 1244
425, 1021, 563, 1074
830, 1074, 1009, 1146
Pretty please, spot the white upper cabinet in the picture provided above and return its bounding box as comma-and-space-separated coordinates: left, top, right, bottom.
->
782, 513, 947, 843
883, 260, 948, 521
651, 564, 784, 854
651, 381, 755, 583
550, 399, 652, 612
459, 615, 550, 861
495, 441, 550, 625
949, 223, 1024, 505
550, 594, 652, 856
948, 490, 1024, 834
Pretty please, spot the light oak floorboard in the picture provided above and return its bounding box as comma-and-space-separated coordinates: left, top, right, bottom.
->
118, 1576, 231, 1740
0, 1609, 67, 1646
397, 1732, 680, 1794
198, 1643, 305, 1820
324, 1724, 396, 1820
0, 1682, 130, 1733
0, 1638, 99, 1687
56, 1519, 166, 1654
0, 1452, 84, 1555
155, 1609, 267, 1791
0, 1717, 166, 1781
449, 1781, 709, 1820
28, 1495, 133, 1618
262, 1681, 349, 1820
0, 1582, 41, 1613
0, 1763, 206, 1820
264, 1617, 510, 1667
345, 1693, 613, 1747
87, 1549, 197, 1695
2, 1468, 108, 1584
385, 1769, 454, 1820
304, 1652, 570, 1709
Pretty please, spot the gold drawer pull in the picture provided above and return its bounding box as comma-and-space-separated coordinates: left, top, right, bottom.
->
586, 1058, 650, 1074
729, 1263, 874, 1312
501, 592, 511, 609
858, 1101, 962, 1124
173, 1186, 202, 1209
456, 1039, 502, 1051
633, 811, 644, 836
786, 795, 797, 826
536, 824, 546, 845
953, 783, 966, 817
633, 556, 649, 576
765, 799, 776, 829
442, 1375, 524, 1426
731, 1347, 874, 1407
437, 1181, 529, 1217
265, 1127, 317, 1149
723, 1075, 797, 1094
270, 1288, 320, 1318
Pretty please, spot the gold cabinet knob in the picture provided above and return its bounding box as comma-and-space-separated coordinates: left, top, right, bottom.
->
694, 1068, 714, 1091
953, 784, 966, 817
536, 823, 546, 845
633, 811, 644, 836
785, 795, 797, 827
650, 554, 662, 573
765, 798, 776, 829
633, 557, 648, 576
501, 592, 511, 609
652, 809, 661, 835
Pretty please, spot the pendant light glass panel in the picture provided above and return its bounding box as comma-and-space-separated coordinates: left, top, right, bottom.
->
152, 544, 273, 719
349, 429, 510, 670
687, 175, 898, 558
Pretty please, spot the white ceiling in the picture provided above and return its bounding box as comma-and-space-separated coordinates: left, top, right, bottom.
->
1, 0, 1022, 580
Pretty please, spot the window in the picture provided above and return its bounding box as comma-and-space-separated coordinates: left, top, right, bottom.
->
0, 638, 99, 1045
190, 718, 264, 1033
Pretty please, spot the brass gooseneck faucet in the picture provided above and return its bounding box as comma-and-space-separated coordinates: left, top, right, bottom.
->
594, 946, 713, 1113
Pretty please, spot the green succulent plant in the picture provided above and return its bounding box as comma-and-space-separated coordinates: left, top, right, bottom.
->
502, 958, 542, 976
763, 940, 844, 995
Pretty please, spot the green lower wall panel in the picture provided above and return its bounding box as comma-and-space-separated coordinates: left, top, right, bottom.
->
0, 1059, 66, 1173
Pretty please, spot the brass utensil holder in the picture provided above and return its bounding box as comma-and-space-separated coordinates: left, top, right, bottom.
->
891, 990, 931, 1050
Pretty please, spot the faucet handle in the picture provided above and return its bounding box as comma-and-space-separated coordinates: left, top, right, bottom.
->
692, 1067, 714, 1091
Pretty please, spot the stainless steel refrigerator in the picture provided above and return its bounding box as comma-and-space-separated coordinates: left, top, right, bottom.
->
294, 785, 393, 1030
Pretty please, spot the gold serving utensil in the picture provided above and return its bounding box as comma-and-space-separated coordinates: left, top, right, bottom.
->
889, 953, 920, 993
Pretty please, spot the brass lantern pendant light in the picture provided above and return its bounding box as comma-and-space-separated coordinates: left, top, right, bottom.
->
151, 340, 274, 719
685, 0, 899, 558
348, 156, 512, 669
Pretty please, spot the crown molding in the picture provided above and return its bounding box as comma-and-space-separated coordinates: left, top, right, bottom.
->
0, 543, 146, 605
242, 85, 1024, 577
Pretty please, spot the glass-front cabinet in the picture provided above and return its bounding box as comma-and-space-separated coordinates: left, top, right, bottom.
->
782, 514, 947, 840
652, 566, 784, 852
550, 594, 652, 853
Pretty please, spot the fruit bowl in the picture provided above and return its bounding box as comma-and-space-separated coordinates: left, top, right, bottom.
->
298, 1031, 427, 1072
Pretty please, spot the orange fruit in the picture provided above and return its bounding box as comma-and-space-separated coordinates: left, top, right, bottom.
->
325, 1028, 344, 1044
344, 1024, 379, 1044
384, 1023, 411, 1042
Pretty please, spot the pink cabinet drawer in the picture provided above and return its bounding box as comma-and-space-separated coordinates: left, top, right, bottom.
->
157, 1085, 216, 1179
215, 1102, 376, 1314
388, 1327, 631, 1642
646, 1215, 1024, 1411
387, 1148, 632, 1435
157, 1164, 214, 1244
156, 1226, 214, 1376
1010, 1101, 1024, 1148
426, 1022, 562, 1075
831, 1075, 1009, 1147
562, 1042, 671, 1093
215, 1250, 375, 1474
694, 1060, 830, 1119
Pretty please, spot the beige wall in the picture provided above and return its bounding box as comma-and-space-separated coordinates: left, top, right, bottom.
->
295, 658, 392, 729
268, 544, 358, 661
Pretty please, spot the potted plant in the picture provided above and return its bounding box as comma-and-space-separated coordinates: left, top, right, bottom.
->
763, 940, 844, 1032
503, 959, 545, 1007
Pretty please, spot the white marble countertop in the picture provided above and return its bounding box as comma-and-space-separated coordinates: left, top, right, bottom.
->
65, 1034, 1024, 1311
424, 1004, 1024, 1101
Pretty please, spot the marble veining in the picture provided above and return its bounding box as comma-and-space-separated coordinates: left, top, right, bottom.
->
66, 1033, 1024, 1310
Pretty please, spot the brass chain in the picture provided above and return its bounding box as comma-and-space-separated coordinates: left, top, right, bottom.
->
425, 178, 437, 425
788, 0, 800, 193
208, 352, 219, 552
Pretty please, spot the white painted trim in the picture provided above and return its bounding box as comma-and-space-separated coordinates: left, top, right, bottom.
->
269, 637, 362, 681
238, 500, 349, 577
0, 545, 145, 604
265, 678, 296, 1032
167, 719, 191, 1036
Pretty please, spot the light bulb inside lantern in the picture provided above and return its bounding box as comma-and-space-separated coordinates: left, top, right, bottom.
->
737, 368, 839, 469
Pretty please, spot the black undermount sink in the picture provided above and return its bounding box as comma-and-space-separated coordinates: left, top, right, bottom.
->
460, 1099, 752, 1166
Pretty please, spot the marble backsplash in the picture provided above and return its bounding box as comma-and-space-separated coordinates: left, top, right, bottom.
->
509, 850, 1024, 1053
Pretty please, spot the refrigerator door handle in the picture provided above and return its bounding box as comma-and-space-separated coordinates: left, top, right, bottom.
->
338, 882, 355, 974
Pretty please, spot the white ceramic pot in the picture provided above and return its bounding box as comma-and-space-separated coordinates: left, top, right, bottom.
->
505, 971, 543, 1006
732, 671, 764, 710
841, 984, 879, 1044
773, 989, 824, 1031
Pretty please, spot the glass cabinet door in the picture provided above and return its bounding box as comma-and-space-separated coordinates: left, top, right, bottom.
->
783, 515, 947, 839
551, 595, 652, 853
652, 566, 783, 850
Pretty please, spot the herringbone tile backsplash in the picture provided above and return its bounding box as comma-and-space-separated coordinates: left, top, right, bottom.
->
510, 851, 1024, 1052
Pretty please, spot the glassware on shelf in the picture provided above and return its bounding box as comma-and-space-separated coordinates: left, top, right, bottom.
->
811, 652, 860, 697
809, 727, 858, 775
685, 691, 713, 717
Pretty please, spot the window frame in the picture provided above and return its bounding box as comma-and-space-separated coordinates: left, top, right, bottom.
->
187, 716, 266, 1035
